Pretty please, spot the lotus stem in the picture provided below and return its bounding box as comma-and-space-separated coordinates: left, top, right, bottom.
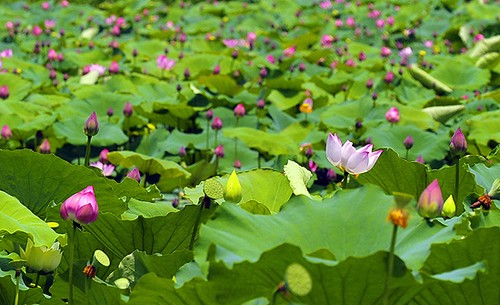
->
84, 136, 92, 166
68, 222, 77, 305
35, 272, 40, 287
206, 119, 210, 161
189, 200, 205, 250
405, 149, 409, 160
383, 224, 398, 305
454, 161, 460, 206
14, 269, 20, 305
342, 170, 349, 189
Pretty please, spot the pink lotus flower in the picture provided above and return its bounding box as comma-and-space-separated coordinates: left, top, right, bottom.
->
450, 127, 467, 157
375, 19, 385, 29
385, 107, 400, 123
346, 17, 356, 27
1, 125, 12, 140
326, 133, 383, 175
48, 49, 58, 61
387, 16, 394, 26
60, 186, 99, 225
319, 0, 332, 9
0, 49, 13, 58
284, 46, 296, 57
234, 103, 246, 117
156, 55, 175, 70
399, 47, 413, 59
0, 85, 9, 99
88, 64, 106, 76
99, 148, 109, 163
90, 161, 115, 177
123, 102, 133, 117
109, 61, 120, 74
39, 139, 51, 154
266, 54, 276, 64
417, 179, 443, 218
335, 19, 343, 27
321, 35, 334, 48
84, 112, 99, 137
32, 25, 43, 37
127, 167, 141, 182
380, 46, 392, 57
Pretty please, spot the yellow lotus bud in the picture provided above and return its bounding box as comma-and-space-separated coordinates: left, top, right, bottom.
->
20, 239, 62, 273
442, 195, 456, 218
224, 170, 242, 203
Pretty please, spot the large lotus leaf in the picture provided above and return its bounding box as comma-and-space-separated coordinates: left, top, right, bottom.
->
0, 74, 31, 100
0, 191, 60, 247
64, 50, 107, 68
430, 59, 490, 90
0, 150, 140, 218
364, 125, 450, 162
198, 75, 242, 97
0, 272, 61, 305
267, 89, 305, 110
421, 105, 465, 124
468, 163, 500, 193
173, 54, 233, 77
107, 151, 191, 191
127, 273, 216, 305
223, 123, 312, 156
408, 64, 453, 94
195, 185, 461, 271
84, 204, 214, 258
53, 119, 129, 146
105, 249, 193, 288
466, 110, 500, 146
393, 81, 436, 108
136, 83, 178, 103
283, 160, 313, 199
358, 149, 483, 213
410, 227, 500, 304
49, 273, 121, 305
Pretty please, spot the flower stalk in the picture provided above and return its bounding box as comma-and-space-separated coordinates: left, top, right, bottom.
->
84, 136, 92, 166
68, 222, 77, 305
383, 224, 398, 305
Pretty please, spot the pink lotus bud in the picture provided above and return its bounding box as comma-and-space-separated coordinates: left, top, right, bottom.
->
211, 117, 222, 130
127, 167, 141, 182
213, 64, 220, 75
417, 179, 444, 218
247, 32, 256, 44
1, 125, 12, 140
384, 71, 395, 84
234, 103, 246, 118
109, 61, 120, 74
179, 146, 187, 157
61, 0, 69, 8
366, 79, 373, 89
358, 52, 366, 61
205, 109, 213, 120
233, 159, 242, 169
99, 148, 109, 163
385, 107, 400, 123
60, 186, 99, 225
123, 102, 133, 117
184, 68, 190, 79
387, 16, 394, 26
214, 145, 224, 158
257, 99, 265, 109
0, 85, 9, 99
415, 155, 425, 164
335, 19, 343, 27
48, 49, 58, 61
404, 135, 414, 149
42, 2, 50, 10
474, 34, 484, 42
32, 25, 43, 37
450, 127, 467, 158
283, 46, 296, 57
376, 19, 385, 29
346, 16, 355, 27
380, 46, 392, 57
84, 112, 99, 137
259, 67, 268, 78
156, 55, 175, 70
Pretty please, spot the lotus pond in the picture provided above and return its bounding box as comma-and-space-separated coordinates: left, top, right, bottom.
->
0, 0, 499, 304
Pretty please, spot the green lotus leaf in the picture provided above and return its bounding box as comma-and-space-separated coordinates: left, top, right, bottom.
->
408, 64, 453, 94
430, 60, 490, 90
0, 191, 61, 247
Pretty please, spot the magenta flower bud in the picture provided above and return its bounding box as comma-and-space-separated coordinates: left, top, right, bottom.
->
84, 112, 99, 137
179, 146, 187, 157
366, 79, 374, 89
308, 160, 318, 172
49, 69, 57, 80
123, 102, 133, 117
107, 107, 114, 117
233, 159, 242, 169
1, 125, 12, 140
380, 46, 392, 57
99, 148, 109, 163
416, 155, 425, 164
234, 103, 246, 118
109, 61, 120, 74
298, 62, 306, 71
450, 127, 467, 158
232, 50, 239, 59
213, 64, 220, 75
48, 49, 58, 61
358, 52, 366, 61
0, 85, 9, 99
132, 48, 138, 57
385, 107, 400, 124
184, 68, 190, 79
404, 135, 414, 149
126, 167, 141, 182
259, 67, 268, 78
257, 99, 265, 109
371, 92, 378, 101
417, 179, 444, 218
39, 138, 51, 154
214, 145, 224, 158
60, 186, 99, 225
172, 197, 179, 208
205, 109, 213, 120
384, 70, 395, 84
211, 116, 222, 130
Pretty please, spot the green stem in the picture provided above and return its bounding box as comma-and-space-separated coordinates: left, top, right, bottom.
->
454, 160, 460, 204
84, 136, 92, 166
35, 272, 41, 288
143, 173, 148, 188
342, 170, 349, 189
214, 130, 218, 147
189, 200, 205, 250
383, 224, 398, 305
206, 119, 210, 161
405, 149, 409, 160
14, 269, 20, 305
68, 222, 77, 305
84, 276, 89, 305
257, 151, 261, 169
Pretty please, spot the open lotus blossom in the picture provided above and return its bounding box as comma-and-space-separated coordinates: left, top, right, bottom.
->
326, 133, 383, 175
60, 185, 99, 225
156, 55, 175, 70
90, 161, 115, 176
20, 239, 62, 273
